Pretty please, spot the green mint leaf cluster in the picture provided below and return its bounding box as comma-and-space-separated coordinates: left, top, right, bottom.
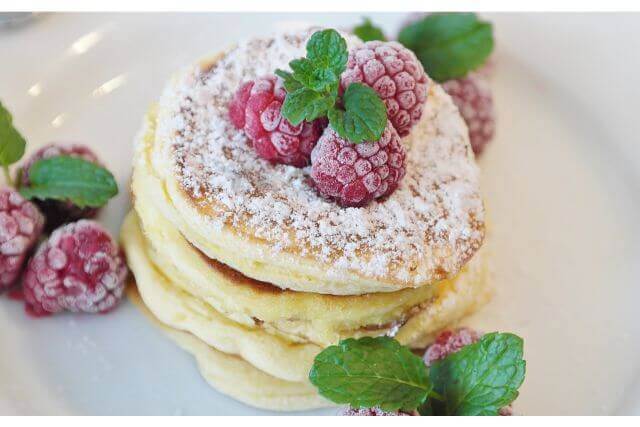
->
309, 337, 432, 412
309, 333, 526, 416
276, 29, 346, 125
398, 13, 494, 82
276, 29, 387, 144
19, 156, 118, 208
429, 332, 526, 415
353, 17, 387, 42
0, 101, 27, 171
278, 85, 335, 125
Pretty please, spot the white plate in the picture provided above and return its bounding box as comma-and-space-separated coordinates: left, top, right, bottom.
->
0, 13, 639, 415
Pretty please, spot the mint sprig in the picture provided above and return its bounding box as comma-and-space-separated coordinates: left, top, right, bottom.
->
0, 101, 27, 185
398, 13, 494, 82
1, 102, 118, 209
288, 58, 339, 92
309, 333, 525, 415
276, 29, 345, 125
309, 337, 432, 412
353, 17, 386, 42
428, 332, 526, 415
276, 29, 387, 143
19, 156, 118, 208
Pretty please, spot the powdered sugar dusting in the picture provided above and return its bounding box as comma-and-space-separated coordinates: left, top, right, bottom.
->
158, 29, 484, 284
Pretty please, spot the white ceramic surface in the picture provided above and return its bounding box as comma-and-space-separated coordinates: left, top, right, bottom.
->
0, 13, 639, 415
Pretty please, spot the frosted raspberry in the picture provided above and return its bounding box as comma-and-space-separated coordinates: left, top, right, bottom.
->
341, 41, 429, 137
22, 220, 127, 316
441, 73, 495, 156
228, 80, 253, 129
310, 123, 406, 207
424, 328, 514, 416
229, 76, 326, 167
499, 406, 514, 416
0, 188, 44, 289
20, 144, 101, 230
423, 328, 482, 366
341, 407, 416, 416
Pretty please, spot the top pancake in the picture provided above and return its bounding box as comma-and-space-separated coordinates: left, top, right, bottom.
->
149, 29, 485, 295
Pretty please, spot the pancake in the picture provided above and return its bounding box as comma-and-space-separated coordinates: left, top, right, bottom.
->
133, 115, 462, 345
121, 211, 491, 381
149, 29, 485, 295
127, 287, 332, 411
122, 212, 320, 382
122, 28, 493, 409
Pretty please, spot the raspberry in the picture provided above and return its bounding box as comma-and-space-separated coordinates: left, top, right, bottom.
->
341, 407, 415, 416
423, 327, 482, 366
441, 73, 495, 156
0, 188, 44, 289
499, 406, 514, 416
22, 220, 127, 316
310, 123, 406, 207
229, 76, 326, 167
20, 144, 102, 230
341, 41, 429, 137
228, 80, 253, 129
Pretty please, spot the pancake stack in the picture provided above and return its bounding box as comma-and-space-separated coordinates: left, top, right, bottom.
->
121, 29, 489, 411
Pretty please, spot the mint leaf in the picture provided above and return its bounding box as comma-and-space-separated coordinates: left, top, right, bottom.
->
282, 88, 334, 125
0, 100, 26, 168
417, 400, 434, 416
289, 58, 338, 92
277, 29, 347, 126
400, 13, 479, 47
328, 83, 387, 143
353, 17, 386, 42
309, 337, 432, 412
278, 29, 386, 145
429, 332, 526, 415
398, 13, 494, 82
306, 29, 348, 74
20, 155, 118, 208
275, 69, 303, 92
